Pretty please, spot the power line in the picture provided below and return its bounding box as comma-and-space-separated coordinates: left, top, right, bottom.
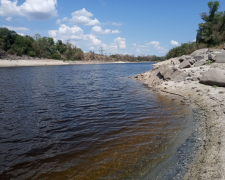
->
0, 16, 40, 37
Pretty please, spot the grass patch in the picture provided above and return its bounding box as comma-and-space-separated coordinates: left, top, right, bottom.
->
206, 60, 213, 65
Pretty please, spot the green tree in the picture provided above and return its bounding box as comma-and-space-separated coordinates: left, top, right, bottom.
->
0, 28, 17, 51
196, 1, 225, 46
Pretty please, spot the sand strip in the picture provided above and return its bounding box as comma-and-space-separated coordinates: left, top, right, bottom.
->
0, 59, 127, 67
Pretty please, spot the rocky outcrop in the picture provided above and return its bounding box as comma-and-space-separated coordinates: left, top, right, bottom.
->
200, 68, 225, 87
135, 47, 225, 87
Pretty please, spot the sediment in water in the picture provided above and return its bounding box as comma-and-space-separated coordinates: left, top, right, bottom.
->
135, 48, 225, 179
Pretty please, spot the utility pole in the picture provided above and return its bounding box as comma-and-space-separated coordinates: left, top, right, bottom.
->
99, 47, 104, 55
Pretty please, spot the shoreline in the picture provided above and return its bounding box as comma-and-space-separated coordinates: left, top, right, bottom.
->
0, 59, 157, 68
154, 81, 224, 179
0, 59, 130, 67
135, 59, 225, 178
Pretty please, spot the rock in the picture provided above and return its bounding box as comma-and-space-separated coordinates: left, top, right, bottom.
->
173, 66, 178, 71
195, 60, 206, 67
224, 43, 225, 50
171, 69, 187, 81
185, 56, 192, 60
163, 67, 175, 79
208, 54, 216, 61
158, 64, 168, 76
194, 55, 205, 61
179, 61, 191, 69
170, 58, 180, 65
179, 57, 185, 63
215, 51, 225, 63
179, 56, 192, 63
189, 59, 195, 65
200, 69, 225, 87
190, 49, 208, 56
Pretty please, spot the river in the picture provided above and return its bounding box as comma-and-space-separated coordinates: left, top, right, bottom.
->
0, 63, 192, 179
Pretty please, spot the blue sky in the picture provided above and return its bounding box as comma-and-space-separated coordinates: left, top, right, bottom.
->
0, 0, 224, 56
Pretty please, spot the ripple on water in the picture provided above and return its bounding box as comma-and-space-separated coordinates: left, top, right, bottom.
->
0, 63, 192, 180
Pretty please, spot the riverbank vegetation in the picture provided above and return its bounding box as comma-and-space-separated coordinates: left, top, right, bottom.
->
0, 28, 84, 60
166, 1, 225, 59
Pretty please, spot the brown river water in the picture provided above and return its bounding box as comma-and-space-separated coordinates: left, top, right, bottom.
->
0, 63, 192, 180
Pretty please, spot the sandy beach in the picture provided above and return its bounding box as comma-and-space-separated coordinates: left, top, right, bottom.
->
0, 59, 127, 67
135, 49, 225, 179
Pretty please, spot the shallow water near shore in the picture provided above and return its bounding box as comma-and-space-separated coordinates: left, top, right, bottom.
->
0, 63, 192, 179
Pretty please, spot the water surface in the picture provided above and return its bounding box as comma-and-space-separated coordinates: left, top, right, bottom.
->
0, 63, 191, 179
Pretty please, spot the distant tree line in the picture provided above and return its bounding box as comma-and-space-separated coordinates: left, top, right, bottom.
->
109, 54, 165, 62
166, 1, 225, 59
0, 28, 84, 60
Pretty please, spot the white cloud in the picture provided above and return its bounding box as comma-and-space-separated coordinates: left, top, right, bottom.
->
0, 0, 57, 20
92, 25, 111, 34
91, 25, 120, 34
56, 19, 61, 24
111, 30, 120, 34
192, 39, 196, 42
146, 41, 160, 46
88, 34, 101, 45
48, 24, 102, 45
135, 45, 151, 53
5, 17, 12, 21
61, 8, 100, 26
114, 37, 126, 49
170, 40, 179, 46
146, 41, 167, 54
2, 25, 29, 32
112, 22, 122, 26
89, 46, 95, 50
18, 32, 25, 36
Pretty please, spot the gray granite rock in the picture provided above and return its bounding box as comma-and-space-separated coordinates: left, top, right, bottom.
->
194, 55, 205, 61
195, 60, 206, 67
200, 68, 225, 87
208, 54, 216, 61
215, 51, 225, 63
189, 59, 195, 65
190, 48, 208, 56
179, 61, 191, 69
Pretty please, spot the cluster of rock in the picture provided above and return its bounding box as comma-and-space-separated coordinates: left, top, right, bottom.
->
135, 45, 225, 87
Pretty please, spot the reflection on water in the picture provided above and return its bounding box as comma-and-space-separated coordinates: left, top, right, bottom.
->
0, 63, 191, 180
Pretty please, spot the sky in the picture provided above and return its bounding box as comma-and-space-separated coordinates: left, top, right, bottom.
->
0, 0, 225, 56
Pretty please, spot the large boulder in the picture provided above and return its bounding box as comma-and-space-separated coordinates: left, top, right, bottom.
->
200, 68, 225, 87
179, 60, 191, 69
179, 55, 192, 63
158, 64, 168, 75
190, 49, 208, 56
194, 60, 206, 67
194, 55, 204, 61
215, 51, 225, 63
